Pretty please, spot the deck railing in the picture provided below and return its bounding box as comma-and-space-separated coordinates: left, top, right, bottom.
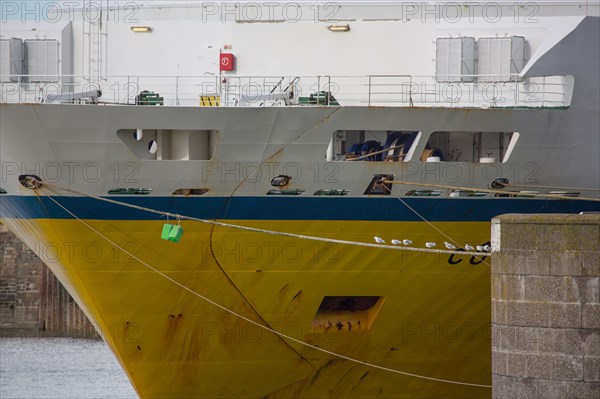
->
0, 74, 572, 108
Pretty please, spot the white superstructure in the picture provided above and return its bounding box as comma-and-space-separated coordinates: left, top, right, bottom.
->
1, 2, 596, 107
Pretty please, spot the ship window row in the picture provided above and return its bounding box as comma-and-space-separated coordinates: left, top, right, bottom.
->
329, 130, 519, 164
105, 188, 349, 196
258, 189, 579, 198
107, 188, 211, 196
104, 187, 580, 199
117, 128, 518, 164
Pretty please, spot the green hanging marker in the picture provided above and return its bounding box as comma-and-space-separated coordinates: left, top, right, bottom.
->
161, 224, 173, 241
168, 225, 184, 243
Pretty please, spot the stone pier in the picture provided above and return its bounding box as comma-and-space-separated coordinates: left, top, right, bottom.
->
491, 214, 600, 398
0, 224, 98, 338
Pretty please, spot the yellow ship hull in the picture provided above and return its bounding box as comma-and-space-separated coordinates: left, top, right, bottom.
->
2, 216, 492, 398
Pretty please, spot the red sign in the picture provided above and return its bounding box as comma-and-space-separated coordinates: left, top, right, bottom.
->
220, 53, 234, 71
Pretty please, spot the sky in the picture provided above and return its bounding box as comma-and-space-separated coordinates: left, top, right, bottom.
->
1, 1, 313, 21
0, 1, 158, 21
1, 0, 65, 21
0, 0, 592, 22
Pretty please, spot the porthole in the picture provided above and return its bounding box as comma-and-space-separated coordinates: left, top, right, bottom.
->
173, 188, 209, 196
270, 175, 291, 187
108, 188, 152, 195
490, 177, 509, 189
133, 129, 143, 141
267, 189, 304, 196
314, 189, 350, 196
18, 175, 43, 189
405, 190, 443, 197
148, 140, 158, 154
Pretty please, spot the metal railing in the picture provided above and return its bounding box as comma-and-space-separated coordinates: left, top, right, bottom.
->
0, 74, 572, 108
362, 74, 571, 108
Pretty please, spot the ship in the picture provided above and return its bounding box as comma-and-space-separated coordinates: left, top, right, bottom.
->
1, 2, 599, 398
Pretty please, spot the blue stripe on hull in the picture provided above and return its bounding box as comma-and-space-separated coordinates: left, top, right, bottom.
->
1, 195, 599, 222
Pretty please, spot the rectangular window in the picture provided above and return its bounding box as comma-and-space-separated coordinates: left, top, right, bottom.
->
329, 130, 421, 162
117, 129, 218, 161
425, 131, 519, 163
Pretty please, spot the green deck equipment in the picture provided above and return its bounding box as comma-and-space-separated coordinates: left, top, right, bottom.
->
136, 90, 164, 105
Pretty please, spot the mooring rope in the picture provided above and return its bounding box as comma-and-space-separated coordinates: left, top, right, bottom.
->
385, 180, 600, 202
43, 193, 492, 389
392, 194, 493, 268
503, 183, 600, 192
41, 182, 491, 257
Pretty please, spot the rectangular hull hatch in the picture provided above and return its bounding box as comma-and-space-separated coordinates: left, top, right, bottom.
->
310, 296, 384, 334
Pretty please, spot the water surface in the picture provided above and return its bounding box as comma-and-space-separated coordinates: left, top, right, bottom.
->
0, 338, 137, 399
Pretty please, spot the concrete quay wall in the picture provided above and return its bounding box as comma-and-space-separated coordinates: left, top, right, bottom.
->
491, 214, 600, 399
